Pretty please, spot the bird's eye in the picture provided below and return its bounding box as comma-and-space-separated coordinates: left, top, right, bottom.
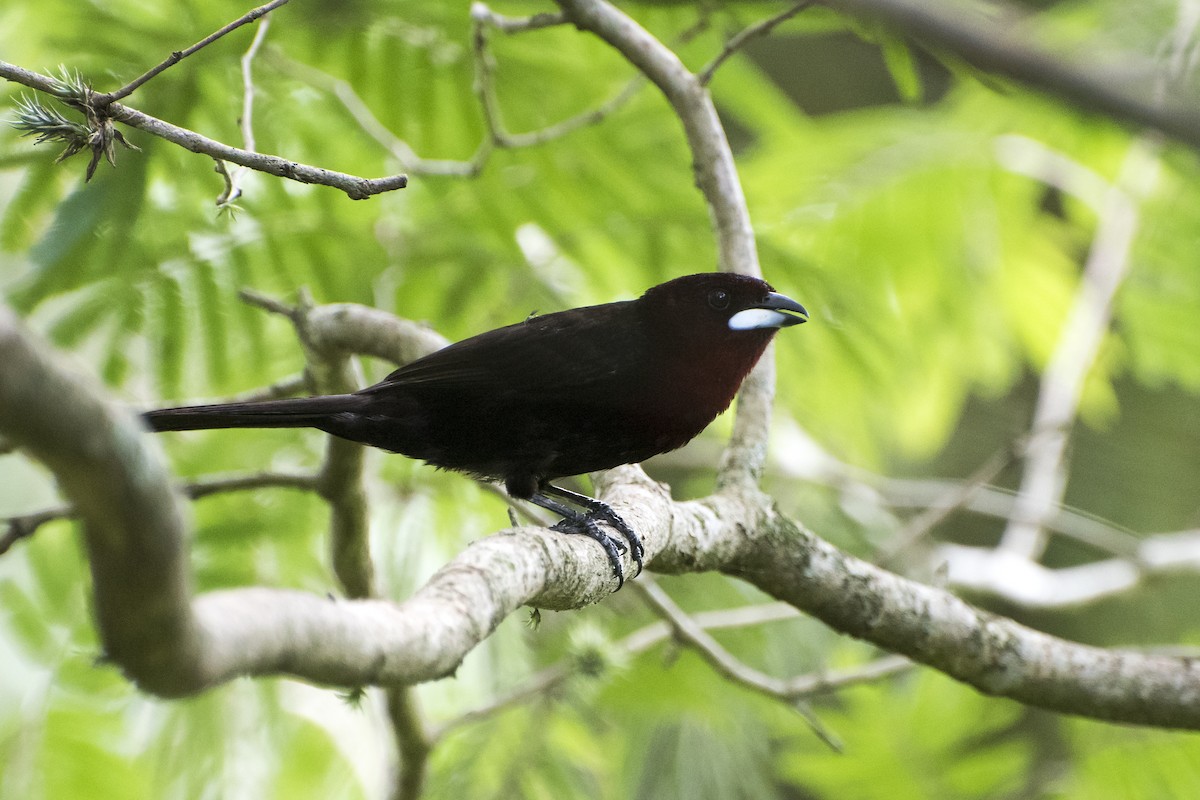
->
707, 289, 730, 310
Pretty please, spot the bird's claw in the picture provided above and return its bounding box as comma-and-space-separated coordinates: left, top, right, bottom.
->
532, 486, 645, 590
587, 504, 645, 567
552, 513, 630, 589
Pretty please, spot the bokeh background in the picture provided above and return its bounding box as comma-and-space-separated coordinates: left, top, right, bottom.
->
2, 0, 1200, 797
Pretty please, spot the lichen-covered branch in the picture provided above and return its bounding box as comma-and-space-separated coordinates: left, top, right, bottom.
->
6, 301, 1200, 727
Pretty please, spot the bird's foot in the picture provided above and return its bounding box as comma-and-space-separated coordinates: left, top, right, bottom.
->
578, 501, 644, 567
551, 513, 631, 589
529, 484, 645, 590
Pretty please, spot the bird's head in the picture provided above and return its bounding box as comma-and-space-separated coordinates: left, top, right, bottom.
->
640, 272, 807, 339
637, 273, 807, 411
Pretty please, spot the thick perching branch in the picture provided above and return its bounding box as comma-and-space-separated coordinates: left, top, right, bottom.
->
7, 295, 1200, 727
0, 308, 202, 696
258, 292, 432, 797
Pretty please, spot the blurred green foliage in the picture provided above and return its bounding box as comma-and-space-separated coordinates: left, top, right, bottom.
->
3, 0, 1200, 798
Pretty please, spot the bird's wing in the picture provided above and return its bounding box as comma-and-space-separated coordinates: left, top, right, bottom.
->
369, 302, 648, 400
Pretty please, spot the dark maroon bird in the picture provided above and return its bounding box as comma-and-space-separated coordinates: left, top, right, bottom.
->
145, 273, 807, 586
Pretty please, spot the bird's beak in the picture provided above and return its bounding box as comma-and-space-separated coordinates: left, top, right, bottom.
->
728, 291, 809, 331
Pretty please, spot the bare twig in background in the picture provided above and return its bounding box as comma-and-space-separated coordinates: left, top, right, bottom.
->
274, 55, 491, 178
999, 137, 1161, 560
94, 0, 290, 105
183, 471, 319, 500
223, 373, 309, 403
431, 597, 907, 745
759, 422, 1138, 558
939, 527, 1200, 609
875, 440, 1021, 568
635, 578, 911, 749
0, 471, 318, 555
821, 0, 1200, 149
698, 1, 815, 86
274, 4, 646, 178
217, 14, 273, 207
637, 579, 913, 697
1, 509, 60, 556
741, 423, 1200, 610
388, 688, 431, 800
472, 6, 647, 151
469, 4, 567, 34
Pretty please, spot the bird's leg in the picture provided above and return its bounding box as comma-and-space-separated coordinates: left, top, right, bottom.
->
529, 484, 644, 589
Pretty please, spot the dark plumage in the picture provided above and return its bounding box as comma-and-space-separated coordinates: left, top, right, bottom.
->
145, 273, 807, 586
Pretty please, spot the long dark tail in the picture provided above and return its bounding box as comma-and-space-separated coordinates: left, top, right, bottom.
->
144, 395, 366, 432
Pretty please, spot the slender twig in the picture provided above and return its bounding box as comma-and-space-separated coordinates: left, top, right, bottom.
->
697, 1, 815, 86
994, 134, 1110, 215
1, 510, 61, 556
499, 77, 647, 148
182, 471, 319, 499
218, 14, 273, 206
428, 603, 795, 741
634, 578, 911, 750
430, 663, 571, 743
937, 525, 1200, 610
95, 0, 290, 105
225, 373, 309, 402
0, 471, 319, 556
240, 17, 270, 153
430, 599, 910, 743
876, 439, 1021, 567
238, 287, 297, 318
272, 54, 491, 177
271, 5, 643, 179
675, 5, 716, 45
469, 3, 567, 34
213, 160, 237, 207
662, 435, 1139, 559
472, 3, 647, 150
0, 60, 407, 199
636, 580, 910, 703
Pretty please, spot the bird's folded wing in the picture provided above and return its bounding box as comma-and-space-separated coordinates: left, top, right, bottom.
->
369, 303, 649, 400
